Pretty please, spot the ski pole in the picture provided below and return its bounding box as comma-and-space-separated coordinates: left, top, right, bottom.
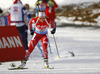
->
53, 34, 60, 59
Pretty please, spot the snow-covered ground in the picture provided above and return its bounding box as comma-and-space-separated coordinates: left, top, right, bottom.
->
0, 26, 100, 74
56, 16, 100, 26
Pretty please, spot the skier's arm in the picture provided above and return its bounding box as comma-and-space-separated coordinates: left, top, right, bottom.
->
47, 19, 56, 34
28, 19, 35, 36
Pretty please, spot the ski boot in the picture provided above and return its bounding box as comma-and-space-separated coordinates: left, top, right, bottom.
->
17, 60, 27, 69
44, 59, 49, 68
18, 52, 30, 69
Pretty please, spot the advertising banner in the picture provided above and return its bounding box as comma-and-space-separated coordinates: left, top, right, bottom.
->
0, 26, 26, 62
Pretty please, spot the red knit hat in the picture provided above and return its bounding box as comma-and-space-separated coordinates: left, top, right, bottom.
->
13, 0, 22, 4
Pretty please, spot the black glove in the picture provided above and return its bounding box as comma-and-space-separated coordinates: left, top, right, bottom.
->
30, 30, 34, 36
51, 28, 56, 34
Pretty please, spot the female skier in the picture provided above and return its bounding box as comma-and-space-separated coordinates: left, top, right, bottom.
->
18, 11, 56, 69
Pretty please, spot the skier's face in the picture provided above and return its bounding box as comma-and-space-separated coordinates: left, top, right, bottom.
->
39, 16, 45, 22
38, 12, 45, 22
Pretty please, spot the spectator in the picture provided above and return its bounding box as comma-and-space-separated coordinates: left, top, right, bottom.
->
8, 0, 31, 50
0, 8, 8, 26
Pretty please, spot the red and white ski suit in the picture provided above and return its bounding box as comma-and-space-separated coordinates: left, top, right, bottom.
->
28, 17, 56, 59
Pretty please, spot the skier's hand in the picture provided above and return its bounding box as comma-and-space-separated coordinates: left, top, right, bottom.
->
51, 28, 56, 34
51, 30, 55, 34
30, 30, 34, 36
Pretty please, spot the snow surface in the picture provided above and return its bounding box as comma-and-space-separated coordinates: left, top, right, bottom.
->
0, 27, 100, 74
56, 16, 100, 26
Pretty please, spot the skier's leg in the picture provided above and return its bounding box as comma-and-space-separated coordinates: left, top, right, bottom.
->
41, 36, 48, 59
41, 34, 49, 68
28, 33, 40, 54
37, 40, 43, 57
47, 34, 52, 54
18, 33, 40, 68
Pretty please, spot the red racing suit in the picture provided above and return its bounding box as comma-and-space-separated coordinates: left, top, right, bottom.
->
28, 17, 56, 59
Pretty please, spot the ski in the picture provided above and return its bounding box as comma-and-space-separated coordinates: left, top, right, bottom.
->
8, 67, 28, 70
42, 67, 54, 69
8, 66, 54, 70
